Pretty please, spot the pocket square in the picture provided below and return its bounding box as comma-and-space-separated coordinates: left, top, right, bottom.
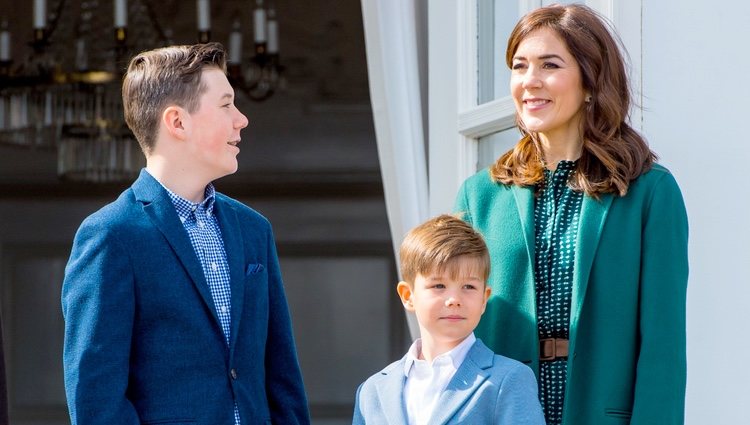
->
246, 263, 265, 275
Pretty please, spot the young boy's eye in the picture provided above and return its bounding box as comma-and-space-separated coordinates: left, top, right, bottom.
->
463, 284, 477, 290
431, 283, 446, 289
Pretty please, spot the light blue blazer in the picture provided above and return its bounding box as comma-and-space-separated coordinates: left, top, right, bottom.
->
352, 339, 545, 425
62, 170, 309, 425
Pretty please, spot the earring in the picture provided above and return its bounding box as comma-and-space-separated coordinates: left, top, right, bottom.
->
585, 95, 592, 103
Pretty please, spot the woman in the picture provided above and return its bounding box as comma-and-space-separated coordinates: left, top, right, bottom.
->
454, 4, 688, 425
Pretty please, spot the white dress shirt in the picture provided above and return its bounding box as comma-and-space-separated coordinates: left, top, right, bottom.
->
402, 333, 476, 425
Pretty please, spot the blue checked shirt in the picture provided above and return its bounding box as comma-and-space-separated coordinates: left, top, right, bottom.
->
163, 182, 241, 425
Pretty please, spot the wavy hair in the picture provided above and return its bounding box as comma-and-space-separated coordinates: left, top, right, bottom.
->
491, 4, 655, 197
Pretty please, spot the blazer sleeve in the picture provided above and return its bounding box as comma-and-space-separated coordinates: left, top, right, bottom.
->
631, 171, 689, 425
61, 218, 140, 425
263, 226, 311, 424
494, 363, 546, 425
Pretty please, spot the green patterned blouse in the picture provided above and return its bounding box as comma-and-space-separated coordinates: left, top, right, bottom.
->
534, 160, 583, 425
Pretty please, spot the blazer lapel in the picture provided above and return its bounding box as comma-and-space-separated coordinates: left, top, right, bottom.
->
132, 170, 221, 326
428, 341, 492, 425
213, 198, 246, 351
374, 360, 409, 425
570, 193, 613, 343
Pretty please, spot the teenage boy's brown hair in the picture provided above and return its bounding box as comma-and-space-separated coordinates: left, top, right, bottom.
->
121, 42, 227, 154
399, 214, 490, 284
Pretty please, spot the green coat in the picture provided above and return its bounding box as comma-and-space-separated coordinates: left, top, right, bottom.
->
454, 164, 688, 425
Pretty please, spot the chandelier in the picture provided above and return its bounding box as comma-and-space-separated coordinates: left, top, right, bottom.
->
0, 0, 282, 183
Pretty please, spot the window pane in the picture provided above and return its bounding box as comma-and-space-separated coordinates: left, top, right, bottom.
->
477, 0, 519, 104
477, 126, 521, 170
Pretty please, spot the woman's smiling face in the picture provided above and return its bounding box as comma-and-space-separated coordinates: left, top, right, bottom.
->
510, 27, 588, 144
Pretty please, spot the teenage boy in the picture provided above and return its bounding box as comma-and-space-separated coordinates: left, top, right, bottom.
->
62, 43, 310, 425
353, 215, 545, 424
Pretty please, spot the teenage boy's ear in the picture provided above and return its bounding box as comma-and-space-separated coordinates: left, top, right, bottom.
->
396, 281, 415, 312
162, 105, 190, 140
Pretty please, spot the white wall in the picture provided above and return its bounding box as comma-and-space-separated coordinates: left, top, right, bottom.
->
641, 1, 750, 423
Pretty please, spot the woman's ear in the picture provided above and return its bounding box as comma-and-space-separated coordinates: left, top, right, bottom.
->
396, 281, 415, 312
162, 105, 188, 140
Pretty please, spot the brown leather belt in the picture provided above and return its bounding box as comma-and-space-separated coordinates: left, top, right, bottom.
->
540, 338, 569, 361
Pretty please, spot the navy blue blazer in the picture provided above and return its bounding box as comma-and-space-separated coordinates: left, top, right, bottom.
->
62, 170, 310, 425
352, 339, 545, 425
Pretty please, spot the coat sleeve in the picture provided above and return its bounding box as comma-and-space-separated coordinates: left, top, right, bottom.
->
494, 363, 546, 425
61, 218, 140, 425
631, 171, 689, 424
263, 225, 311, 424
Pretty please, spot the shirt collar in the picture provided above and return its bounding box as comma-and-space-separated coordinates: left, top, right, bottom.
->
403, 333, 476, 376
144, 169, 216, 219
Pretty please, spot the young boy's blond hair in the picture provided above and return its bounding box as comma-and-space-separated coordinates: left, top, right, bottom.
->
399, 214, 490, 284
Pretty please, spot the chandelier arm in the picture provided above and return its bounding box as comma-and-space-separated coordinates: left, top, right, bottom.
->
45, 0, 71, 41
141, 0, 171, 44
243, 83, 274, 102
247, 89, 274, 102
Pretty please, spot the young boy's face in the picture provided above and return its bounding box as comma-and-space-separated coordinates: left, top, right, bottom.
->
398, 255, 491, 355
183, 67, 249, 182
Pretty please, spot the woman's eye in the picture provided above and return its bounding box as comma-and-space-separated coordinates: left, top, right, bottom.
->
511, 63, 526, 70
543, 62, 560, 69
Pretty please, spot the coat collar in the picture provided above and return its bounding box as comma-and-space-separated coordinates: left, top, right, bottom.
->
428, 339, 493, 425
372, 339, 494, 425
131, 170, 246, 346
374, 361, 408, 425
213, 196, 246, 351
570, 193, 613, 344
511, 184, 613, 357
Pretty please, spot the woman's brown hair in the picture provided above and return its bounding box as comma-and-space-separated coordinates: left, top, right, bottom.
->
491, 3, 655, 197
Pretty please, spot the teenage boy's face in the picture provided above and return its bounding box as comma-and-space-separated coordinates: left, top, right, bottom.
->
185, 67, 249, 181
398, 256, 491, 355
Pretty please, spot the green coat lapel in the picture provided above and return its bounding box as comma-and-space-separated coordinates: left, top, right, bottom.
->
510, 185, 614, 371
511, 185, 535, 273
570, 194, 613, 346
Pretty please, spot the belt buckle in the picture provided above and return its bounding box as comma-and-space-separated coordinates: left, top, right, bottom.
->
540, 338, 556, 361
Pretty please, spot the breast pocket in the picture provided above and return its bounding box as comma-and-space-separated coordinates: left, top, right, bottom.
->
243, 264, 270, 315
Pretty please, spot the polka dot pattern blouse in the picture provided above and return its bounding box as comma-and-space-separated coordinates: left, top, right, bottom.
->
534, 160, 583, 425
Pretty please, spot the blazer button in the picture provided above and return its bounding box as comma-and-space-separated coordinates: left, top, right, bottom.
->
230, 369, 238, 380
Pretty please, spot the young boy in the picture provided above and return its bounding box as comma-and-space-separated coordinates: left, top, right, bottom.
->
353, 215, 544, 424
62, 43, 310, 424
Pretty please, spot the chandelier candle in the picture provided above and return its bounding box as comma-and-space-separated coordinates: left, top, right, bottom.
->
33, 0, 46, 29
115, 0, 128, 28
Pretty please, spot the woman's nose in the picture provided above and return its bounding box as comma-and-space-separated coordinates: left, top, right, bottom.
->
522, 68, 542, 89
